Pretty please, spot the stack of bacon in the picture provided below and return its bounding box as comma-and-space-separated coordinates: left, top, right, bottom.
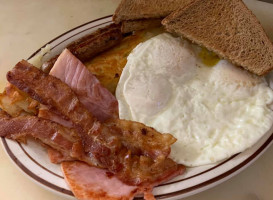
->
0, 49, 185, 200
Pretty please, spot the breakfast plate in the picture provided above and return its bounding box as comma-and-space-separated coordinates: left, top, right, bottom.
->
2, 15, 273, 200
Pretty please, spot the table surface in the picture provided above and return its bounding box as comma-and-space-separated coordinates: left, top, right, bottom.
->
1, 0, 273, 200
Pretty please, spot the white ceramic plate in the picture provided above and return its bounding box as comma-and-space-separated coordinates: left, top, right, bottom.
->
2, 15, 273, 200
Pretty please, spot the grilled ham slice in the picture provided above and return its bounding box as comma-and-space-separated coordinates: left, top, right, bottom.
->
61, 161, 141, 200
50, 49, 118, 121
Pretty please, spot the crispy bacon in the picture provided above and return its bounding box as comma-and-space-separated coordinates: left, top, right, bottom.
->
39, 103, 157, 199
6, 60, 185, 186
0, 110, 103, 167
0, 110, 83, 160
105, 119, 176, 159
0, 109, 184, 189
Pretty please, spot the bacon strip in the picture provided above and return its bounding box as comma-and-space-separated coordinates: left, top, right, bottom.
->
38, 109, 153, 199
7, 60, 98, 161
7, 61, 185, 186
39, 103, 155, 199
0, 109, 165, 199
0, 110, 83, 160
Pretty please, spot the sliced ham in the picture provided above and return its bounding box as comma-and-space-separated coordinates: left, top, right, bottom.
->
61, 161, 139, 200
50, 49, 118, 121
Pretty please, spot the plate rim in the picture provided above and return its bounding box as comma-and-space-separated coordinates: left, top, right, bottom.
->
27, 14, 113, 60
1, 15, 273, 200
1, 138, 74, 196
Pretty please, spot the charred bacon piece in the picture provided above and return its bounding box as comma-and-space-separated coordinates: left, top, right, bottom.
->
8, 60, 176, 159
6, 60, 185, 186
0, 110, 83, 159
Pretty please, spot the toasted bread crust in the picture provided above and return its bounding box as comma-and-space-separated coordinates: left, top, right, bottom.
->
162, 0, 273, 75
113, 0, 194, 24
121, 18, 162, 33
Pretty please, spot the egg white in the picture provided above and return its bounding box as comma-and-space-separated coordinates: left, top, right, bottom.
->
116, 33, 273, 167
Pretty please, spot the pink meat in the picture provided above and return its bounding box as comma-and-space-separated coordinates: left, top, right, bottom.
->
50, 49, 118, 121
61, 161, 140, 200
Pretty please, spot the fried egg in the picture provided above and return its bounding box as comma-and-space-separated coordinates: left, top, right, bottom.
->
116, 33, 273, 167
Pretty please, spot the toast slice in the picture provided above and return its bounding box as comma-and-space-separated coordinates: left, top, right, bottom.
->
113, 0, 193, 24
121, 18, 162, 33
162, 0, 273, 75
